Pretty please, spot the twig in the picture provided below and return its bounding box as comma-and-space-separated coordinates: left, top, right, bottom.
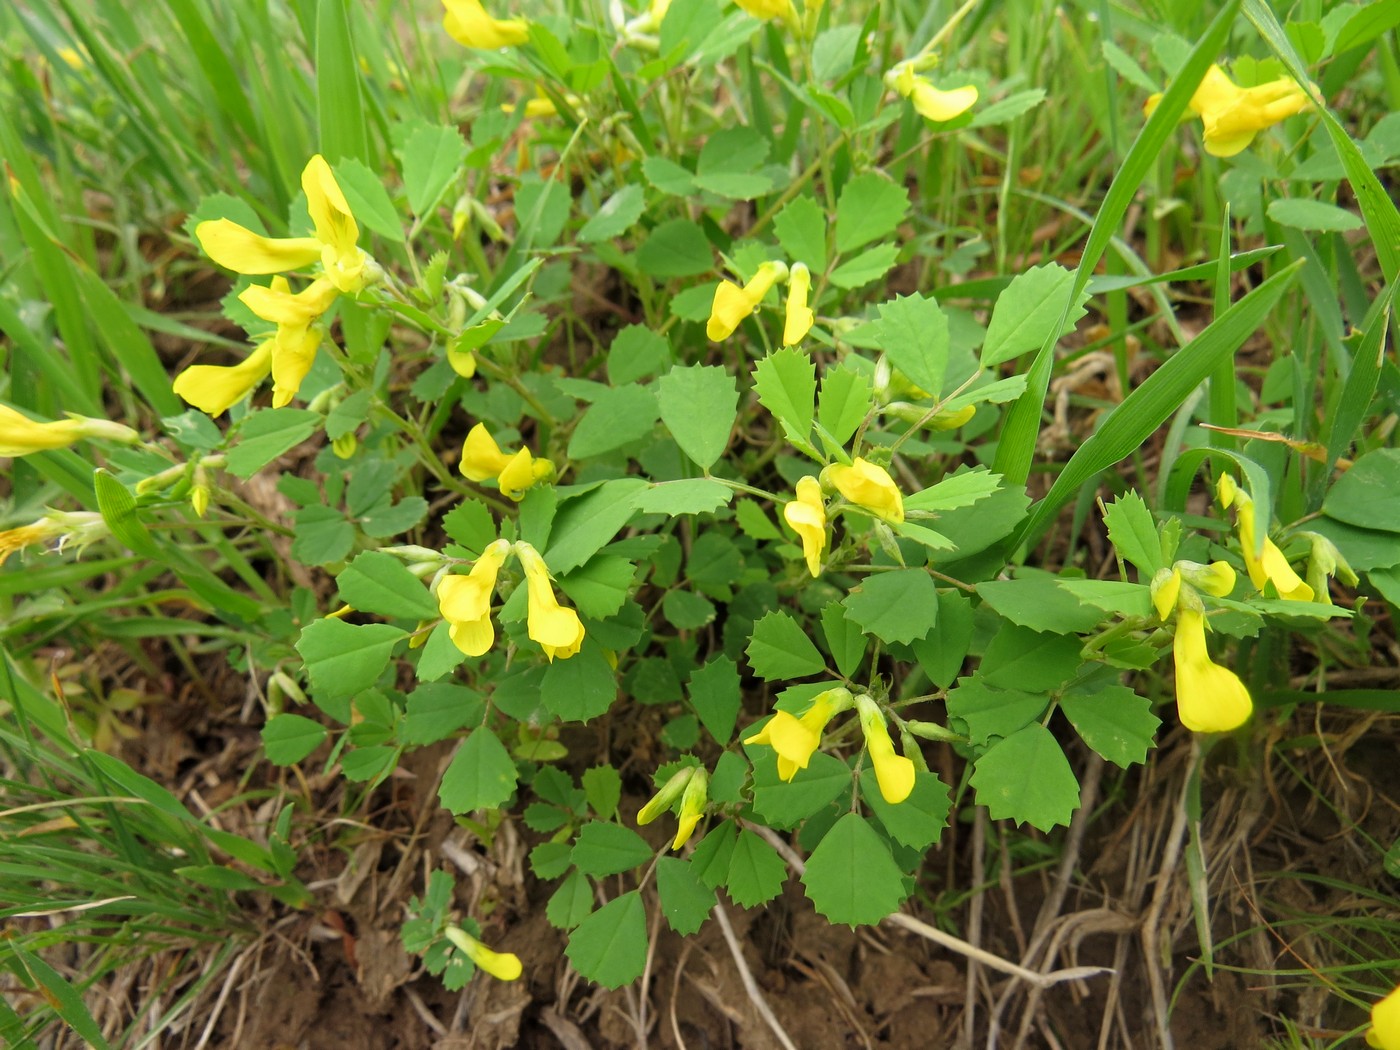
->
711, 902, 799, 1050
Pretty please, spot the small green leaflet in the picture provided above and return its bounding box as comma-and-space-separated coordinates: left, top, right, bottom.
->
635, 218, 712, 278
336, 551, 439, 621
724, 829, 787, 908
582, 765, 622, 820
746, 610, 827, 679
657, 364, 739, 470
772, 194, 828, 272
656, 856, 714, 935
546, 870, 594, 930
1103, 491, 1165, 577
296, 618, 405, 705
261, 713, 327, 765
1059, 685, 1160, 768
818, 368, 873, 447
834, 173, 909, 254
970, 724, 1080, 831
945, 676, 1050, 746
567, 383, 658, 458
802, 813, 908, 927
753, 347, 816, 446
687, 655, 742, 743
632, 478, 733, 516
860, 769, 951, 851
438, 729, 518, 814
227, 409, 320, 478
829, 244, 900, 289
980, 264, 1090, 367
571, 822, 654, 877
541, 644, 617, 722
876, 293, 948, 398
750, 750, 850, 828
565, 891, 648, 988
578, 184, 647, 243
843, 570, 939, 645
400, 122, 467, 216
820, 601, 866, 679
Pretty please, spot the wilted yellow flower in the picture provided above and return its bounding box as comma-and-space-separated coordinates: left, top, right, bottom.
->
0, 405, 139, 456
438, 539, 512, 657
1173, 606, 1252, 733
516, 542, 585, 661
459, 424, 552, 501
1368, 983, 1400, 1049
173, 339, 274, 416
783, 263, 815, 346
443, 926, 523, 981
442, 0, 529, 48
855, 694, 915, 804
825, 457, 904, 523
748, 687, 852, 780
707, 261, 787, 341
0, 510, 106, 566
1144, 64, 1312, 158
782, 476, 826, 577
886, 64, 978, 122
1217, 475, 1313, 602
196, 155, 368, 293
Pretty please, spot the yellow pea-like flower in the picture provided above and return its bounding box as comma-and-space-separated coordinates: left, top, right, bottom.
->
826, 457, 905, 524
855, 694, 915, 804
747, 688, 852, 780
1217, 475, 1312, 602
0, 405, 138, 457
1172, 606, 1252, 734
671, 768, 709, 850
782, 476, 826, 577
459, 424, 552, 501
1144, 64, 1312, 158
783, 263, 815, 346
733, 0, 796, 21
0, 511, 106, 566
441, 0, 529, 49
443, 926, 523, 981
707, 261, 787, 341
516, 541, 585, 661
1368, 983, 1400, 1049
173, 339, 274, 416
437, 539, 511, 657
887, 65, 978, 122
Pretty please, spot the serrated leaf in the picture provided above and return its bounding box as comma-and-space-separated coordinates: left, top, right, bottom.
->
227, 409, 320, 478
578, 184, 647, 243
291, 505, 355, 565
557, 556, 634, 620
860, 769, 951, 850
656, 857, 715, 935
687, 655, 741, 743
636, 218, 712, 278
835, 173, 909, 253
530, 841, 574, 880
438, 728, 518, 814
359, 496, 428, 539
547, 870, 594, 930
746, 611, 827, 679
749, 750, 850, 828
296, 619, 404, 706
582, 766, 622, 820
971, 724, 1080, 831
607, 325, 671, 385
818, 367, 873, 447
904, 469, 1002, 514
657, 365, 739, 470
980, 625, 1082, 691
945, 677, 1050, 746
724, 829, 787, 908
441, 500, 497, 556
829, 244, 900, 289
333, 158, 406, 243
753, 347, 816, 444
801, 813, 908, 927
261, 713, 327, 765
968, 88, 1047, 128
567, 383, 658, 459
632, 478, 733, 516
663, 589, 716, 630
735, 498, 782, 539
545, 478, 647, 573
641, 155, 696, 196
908, 590, 973, 688
981, 264, 1090, 368
1103, 491, 1164, 577
976, 577, 1111, 634
572, 822, 654, 877
402, 683, 483, 745
842, 570, 939, 645
1059, 686, 1160, 768
540, 644, 617, 722
876, 293, 949, 397
336, 551, 439, 621
565, 891, 647, 988
690, 822, 738, 888
772, 194, 828, 272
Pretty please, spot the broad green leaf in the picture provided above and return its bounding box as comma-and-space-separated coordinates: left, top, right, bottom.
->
1103, 491, 1164, 577
903, 469, 1002, 513
530, 841, 574, 880
441, 501, 498, 556
981, 264, 1089, 368
1322, 449, 1400, 533
401, 123, 466, 216
834, 173, 909, 253
746, 610, 827, 679
296, 619, 405, 706
860, 769, 951, 851
945, 677, 1050, 746
753, 347, 816, 444
656, 857, 715, 935
337, 551, 439, 621
695, 127, 772, 199
607, 325, 671, 385
1266, 197, 1362, 232
818, 368, 873, 446
227, 409, 320, 478
291, 505, 354, 565
414, 622, 467, 682
968, 88, 1047, 128
977, 577, 1111, 634
340, 745, 398, 784
359, 496, 428, 539
438, 728, 517, 814
641, 155, 696, 196
514, 175, 570, 248
333, 159, 404, 242
690, 822, 738, 888
545, 478, 648, 573
1308, 516, 1400, 571
402, 683, 484, 745
908, 590, 973, 688
749, 751, 850, 828
541, 644, 617, 722
772, 194, 828, 272
663, 589, 716, 630
582, 765, 622, 820
842, 570, 939, 645
635, 218, 712, 277
688, 655, 742, 743
565, 891, 647, 988
724, 829, 787, 908
657, 364, 739, 470
558, 557, 635, 620
979, 625, 1082, 692
567, 383, 658, 460
876, 293, 948, 397
547, 870, 594, 930
632, 479, 733, 516
578, 184, 647, 243
801, 813, 908, 927
971, 724, 1080, 831
261, 713, 327, 765
829, 244, 900, 289
572, 822, 654, 877
820, 602, 866, 679
1059, 685, 1160, 768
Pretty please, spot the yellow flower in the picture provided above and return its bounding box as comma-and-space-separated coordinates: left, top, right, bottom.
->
0, 405, 139, 456
1217, 475, 1313, 602
734, 0, 796, 20
747, 688, 852, 781
195, 155, 367, 293
707, 261, 787, 341
516, 542, 585, 661
825, 457, 904, 523
887, 65, 978, 122
459, 424, 552, 501
637, 767, 695, 826
1368, 983, 1400, 1049
437, 539, 511, 656
782, 476, 826, 577
173, 339, 274, 416
1173, 606, 1252, 733
672, 768, 709, 850
1144, 64, 1312, 158
442, 0, 529, 48
855, 694, 915, 804
443, 926, 522, 981
783, 263, 815, 346
239, 276, 338, 408
0, 510, 106, 566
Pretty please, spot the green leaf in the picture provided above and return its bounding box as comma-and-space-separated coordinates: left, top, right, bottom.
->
750, 751, 850, 828
656, 857, 715, 935
690, 822, 738, 887
578, 184, 646, 243
337, 551, 439, 621
657, 364, 739, 470
333, 159, 405, 242
5, 941, 112, 1050
359, 496, 428, 539
632, 478, 733, 516
325, 389, 371, 440
772, 194, 828, 272
261, 713, 327, 765
829, 244, 900, 289
565, 891, 647, 988
572, 822, 654, 877
860, 770, 951, 851
546, 870, 594, 930
980, 625, 1082, 692
1103, 491, 1164, 577
296, 619, 405, 706
818, 368, 874, 447
945, 677, 1050, 746
291, 505, 354, 564
1322, 449, 1400, 532
908, 590, 973, 688
401, 123, 466, 216
753, 347, 816, 445
1059, 685, 1160, 768
402, 683, 484, 745
968, 88, 1047, 128
438, 728, 518, 814
227, 408, 320, 478
541, 644, 617, 722
735, 498, 782, 540
977, 577, 1111, 634
442, 500, 499, 556
971, 724, 1080, 831
635, 218, 713, 278
834, 173, 909, 254
694, 126, 773, 199
801, 813, 908, 927
876, 293, 949, 397
545, 478, 648, 573
1266, 197, 1362, 233
663, 589, 717, 630
746, 610, 827, 679
558, 557, 635, 620
641, 155, 696, 196
340, 745, 399, 784
842, 570, 940, 645
687, 655, 742, 743
724, 829, 787, 908
820, 602, 867, 679
607, 325, 671, 385
530, 841, 574, 880
582, 765, 622, 820
904, 468, 1003, 514
981, 264, 1089, 368
567, 383, 658, 458
315, 0, 367, 164
414, 622, 466, 682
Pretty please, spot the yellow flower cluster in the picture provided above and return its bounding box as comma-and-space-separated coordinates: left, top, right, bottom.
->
176, 156, 370, 415
707, 261, 816, 346
778, 459, 905, 579
436, 539, 585, 661
1144, 63, 1312, 158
